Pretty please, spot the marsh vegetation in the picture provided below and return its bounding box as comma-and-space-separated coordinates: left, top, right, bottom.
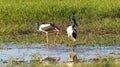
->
0, 0, 120, 45
0, 0, 120, 67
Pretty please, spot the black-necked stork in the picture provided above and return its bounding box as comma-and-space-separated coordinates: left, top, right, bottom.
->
66, 16, 77, 47
35, 22, 60, 47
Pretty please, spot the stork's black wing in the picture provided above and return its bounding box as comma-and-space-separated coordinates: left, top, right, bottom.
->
72, 29, 77, 39
41, 24, 59, 32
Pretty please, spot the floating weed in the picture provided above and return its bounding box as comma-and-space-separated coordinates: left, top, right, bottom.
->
30, 51, 41, 62
79, 46, 84, 53
4, 55, 120, 67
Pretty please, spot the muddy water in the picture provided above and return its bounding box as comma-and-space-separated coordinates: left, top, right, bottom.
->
0, 44, 120, 66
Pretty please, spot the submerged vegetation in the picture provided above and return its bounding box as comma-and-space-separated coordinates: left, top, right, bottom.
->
0, 0, 120, 45
4, 56, 120, 67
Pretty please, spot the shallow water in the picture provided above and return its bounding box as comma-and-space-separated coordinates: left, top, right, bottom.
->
0, 44, 120, 66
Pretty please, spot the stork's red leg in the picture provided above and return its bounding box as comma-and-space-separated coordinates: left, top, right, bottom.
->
46, 32, 48, 45
54, 30, 59, 48
67, 36, 70, 47
46, 44, 49, 57
72, 40, 75, 51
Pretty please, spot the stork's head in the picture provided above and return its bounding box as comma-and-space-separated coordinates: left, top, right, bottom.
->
35, 22, 39, 31
70, 16, 77, 27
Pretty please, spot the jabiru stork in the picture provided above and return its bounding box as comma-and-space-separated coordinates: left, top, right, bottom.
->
35, 22, 60, 47
66, 16, 77, 47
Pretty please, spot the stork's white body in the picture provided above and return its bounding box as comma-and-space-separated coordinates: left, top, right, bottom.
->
66, 26, 76, 41
39, 24, 51, 32
66, 26, 73, 36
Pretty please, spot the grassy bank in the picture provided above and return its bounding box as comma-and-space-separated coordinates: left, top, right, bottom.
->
6, 61, 120, 67
0, 0, 120, 22
0, 33, 120, 46
0, 0, 120, 45
6, 62, 120, 67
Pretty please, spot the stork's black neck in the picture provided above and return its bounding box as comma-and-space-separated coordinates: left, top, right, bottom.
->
35, 22, 39, 31
70, 16, 77, 27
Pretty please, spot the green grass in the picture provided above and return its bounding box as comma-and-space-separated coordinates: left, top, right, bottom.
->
0, 0, 120, 22
0, 33, 120, 46
0, 0, 120, 45
6, 61, 120, 67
